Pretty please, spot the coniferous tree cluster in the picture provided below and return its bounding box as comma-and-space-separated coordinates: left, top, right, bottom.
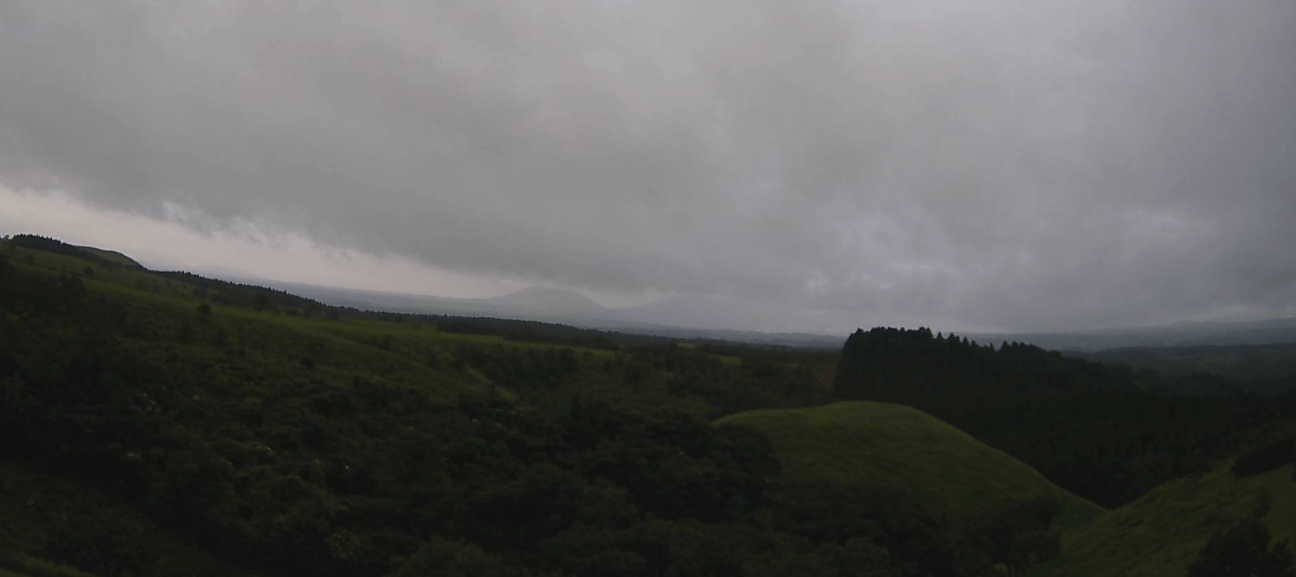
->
833, 327, 1295, 507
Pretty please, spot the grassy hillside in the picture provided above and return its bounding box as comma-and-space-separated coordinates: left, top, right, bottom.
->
717, 401, 1103, 528
0, 237, 854, 576
0, 239, 826, 419
74, 245, 143, 269
1030, 463, 1296, 577
1266, 465, 1296, 546
5, 235, 1290, 576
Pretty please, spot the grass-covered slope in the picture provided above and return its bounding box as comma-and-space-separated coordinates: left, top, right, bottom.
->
1, 237, 849, 576
717, 401, 1102, 528
0, 239, 826, 418
73, 245, 143, 269
1030, 463, 1296, 577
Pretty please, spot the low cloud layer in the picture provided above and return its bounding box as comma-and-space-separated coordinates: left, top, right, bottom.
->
2, 1, 1293, 332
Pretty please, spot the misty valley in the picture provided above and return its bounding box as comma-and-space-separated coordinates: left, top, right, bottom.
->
1, 235, 1294, 577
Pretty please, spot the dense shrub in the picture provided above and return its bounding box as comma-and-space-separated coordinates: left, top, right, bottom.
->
1188, 518, 1294, 577
1233, 434, 1296, 478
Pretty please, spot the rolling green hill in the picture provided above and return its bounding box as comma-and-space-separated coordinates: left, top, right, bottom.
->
717, 401, 1103, 529
0, 237, 847, 577
5, 235, 1293, 576
1030, 463, 1296, 577
0, 238, 826, 418
73, 245, 143, 269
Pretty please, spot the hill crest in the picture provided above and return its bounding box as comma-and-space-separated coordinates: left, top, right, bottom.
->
718, 401, 1102, 529
481, 285, 608, 316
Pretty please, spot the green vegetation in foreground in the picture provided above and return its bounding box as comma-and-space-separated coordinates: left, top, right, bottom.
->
0, 460, 257, 577
717, 401, 1103, 529
1030, 463, 1296, 577
1264, 465, 1296, 546
4, 234, 1293, 576
0, 558, 94, 577
2, 237, 879, 577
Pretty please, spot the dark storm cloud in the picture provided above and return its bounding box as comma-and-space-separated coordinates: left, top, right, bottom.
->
1, 0, 1293, 331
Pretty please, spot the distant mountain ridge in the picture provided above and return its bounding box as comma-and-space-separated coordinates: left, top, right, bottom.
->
481, 285, 608, 317
970, 316, 1296, 352
241, 279, 844, 346
37, 239, 1296, 351
194, 271, 1296, 351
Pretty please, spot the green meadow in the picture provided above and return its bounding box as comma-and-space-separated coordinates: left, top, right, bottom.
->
1032, 463, 1296, 577
718, 401, 1103, 530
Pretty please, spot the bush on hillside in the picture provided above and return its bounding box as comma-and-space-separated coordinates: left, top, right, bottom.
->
1188, 518, 1294, 577
1233, 434, 1296, 478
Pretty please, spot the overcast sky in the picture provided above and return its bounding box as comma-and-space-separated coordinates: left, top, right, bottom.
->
1, 1, 1294, 333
